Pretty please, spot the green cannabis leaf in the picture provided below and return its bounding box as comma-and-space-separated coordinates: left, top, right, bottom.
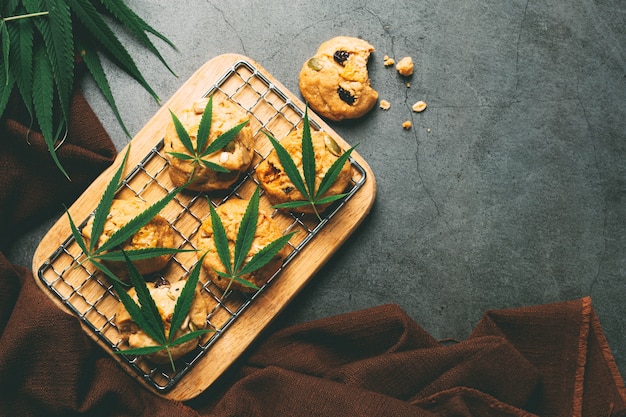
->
168, 95, 249, 177
263, 107, 356, 221
113, 251, 213, 372
0, 1, 176, 179
66, 146, 190, 286
209, 187, 295, 294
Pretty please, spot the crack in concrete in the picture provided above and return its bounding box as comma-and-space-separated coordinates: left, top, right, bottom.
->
514, 0, 530, 97
360, 6, 446, 224
410, 105, 448, 225
575, 77, 609, 298
207, 1, 246, 55
363, 6, 391, 35
580, 0, 626, 73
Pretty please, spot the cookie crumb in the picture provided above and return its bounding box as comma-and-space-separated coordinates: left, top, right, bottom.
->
396, 57, 414, 76
379, 100, 391, 110
402, 121, 412, 129
383, 55, 395, 66
406, 82, 411, 88
412, 100, 427, 113
427, 128, 431, 133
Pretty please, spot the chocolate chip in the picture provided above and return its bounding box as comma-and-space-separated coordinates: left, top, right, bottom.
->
333, 50, 350, 65
268, 162, 281, 175
154, 277, 170, 288
337, 86, 356, 105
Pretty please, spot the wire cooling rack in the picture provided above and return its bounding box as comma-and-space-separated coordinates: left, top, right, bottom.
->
36, 59, 367, 393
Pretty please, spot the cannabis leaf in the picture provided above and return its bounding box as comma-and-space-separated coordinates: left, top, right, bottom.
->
113, 251, 213, 372
263, 107, 356, 220
168, 95, 249, 177
66, 146, 191, 286
0, 1, 176, 179
209, 187, 295, 293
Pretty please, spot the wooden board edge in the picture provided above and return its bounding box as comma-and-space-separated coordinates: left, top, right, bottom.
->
165, 168, 376, 400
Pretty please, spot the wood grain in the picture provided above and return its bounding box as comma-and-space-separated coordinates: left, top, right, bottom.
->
32, 54, 376, 400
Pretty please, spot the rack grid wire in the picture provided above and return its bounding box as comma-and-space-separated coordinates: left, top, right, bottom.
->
36, 60, 367, 393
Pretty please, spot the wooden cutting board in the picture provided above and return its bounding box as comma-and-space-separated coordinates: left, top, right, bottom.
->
32, 53, 376, 401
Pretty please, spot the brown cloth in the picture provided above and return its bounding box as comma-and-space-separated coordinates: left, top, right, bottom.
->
1, 90, 626, 417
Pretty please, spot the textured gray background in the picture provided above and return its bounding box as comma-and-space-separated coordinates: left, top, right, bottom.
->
7, 0, 626, 378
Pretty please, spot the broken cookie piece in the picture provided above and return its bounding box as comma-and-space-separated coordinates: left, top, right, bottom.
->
396, 57, 414, 76
412, 100, 427, 113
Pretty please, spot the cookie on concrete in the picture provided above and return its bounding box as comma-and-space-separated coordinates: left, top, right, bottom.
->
299, 36, 378, 121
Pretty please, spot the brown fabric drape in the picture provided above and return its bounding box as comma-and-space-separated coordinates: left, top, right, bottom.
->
1, 90, 625, 416
0, 90, 117, 249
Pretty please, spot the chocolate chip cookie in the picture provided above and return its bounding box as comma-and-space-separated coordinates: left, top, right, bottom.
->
195, 198, 291, 293
299, 36, 378, 121
164, 97, 254, 192
255, 128, 352, 214
116, 279, 209, 363
82, 197, 175, 277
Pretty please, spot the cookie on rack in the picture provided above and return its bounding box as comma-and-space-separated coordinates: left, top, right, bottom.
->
299, 36, 378, 121
82, 197, 175, 276
195, 198, 290, 293
164, 97, 254, 192
115, 279, 209, 363
255, 128, 352, 214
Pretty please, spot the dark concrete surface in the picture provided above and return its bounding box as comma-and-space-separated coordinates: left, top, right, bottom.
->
7, 0, 626, 378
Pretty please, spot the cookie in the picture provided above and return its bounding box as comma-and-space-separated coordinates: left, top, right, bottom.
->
195, 198, 290, 293
164, 97, 254, 192
115, 279, 209, 363
299, 36, 378, 121
82, 197, 175, 277
255, 128, 352, 214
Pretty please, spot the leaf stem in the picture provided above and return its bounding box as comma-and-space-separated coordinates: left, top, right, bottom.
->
2, 12, 49, 22
312, 204, 322, 222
